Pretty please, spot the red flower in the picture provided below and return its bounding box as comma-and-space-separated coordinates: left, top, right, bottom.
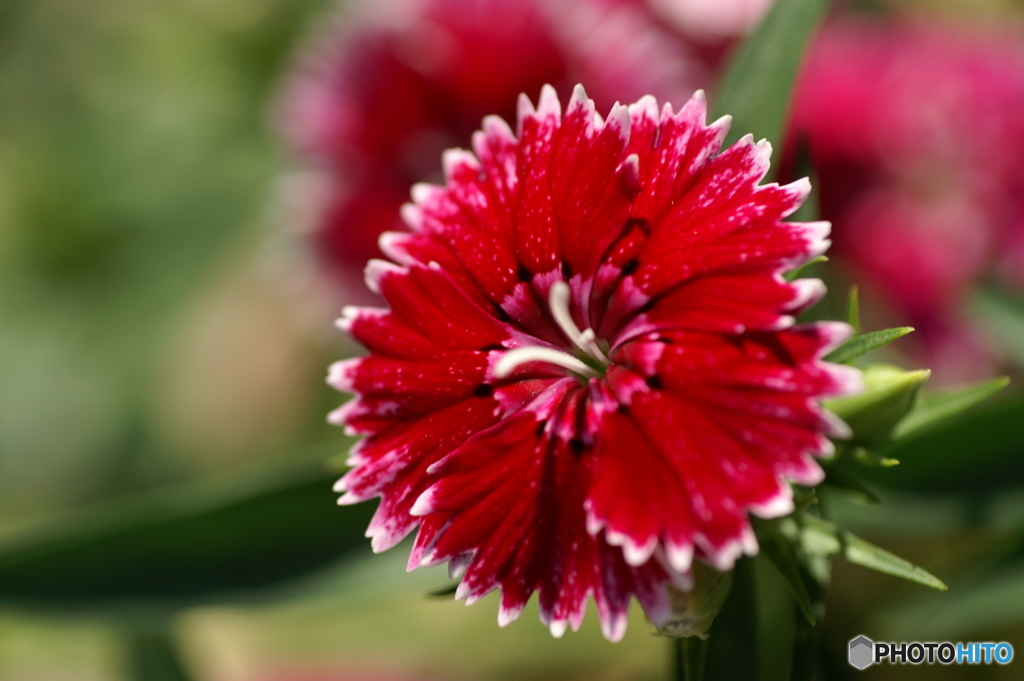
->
278, 0, 705, 283
328, 86, 861, 640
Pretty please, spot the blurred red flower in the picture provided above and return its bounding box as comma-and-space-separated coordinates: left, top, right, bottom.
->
791, 18, 1024, 379
328, 86, 860, 640
277, 0, 706, 288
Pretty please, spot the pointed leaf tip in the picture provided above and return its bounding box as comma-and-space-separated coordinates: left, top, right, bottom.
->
824, 327, 915, 365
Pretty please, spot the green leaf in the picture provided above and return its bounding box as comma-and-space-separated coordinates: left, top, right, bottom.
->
845, 286, 860, 333
799, 516, 946, 591
824, 327, 915, 365
0, 449, 373, 613
784, 255, 828, 282
821, 469, 882, 505
712, 0, 834, 159
760, 534, 817, 625
704, 559, 759, 680
427, 583, 459, 599
973, 290, 1024, 367
868, 395, 1024, 494
874, 563, 1024, 641
893, 377, 1010, 440
124, 628, 195, 681
825, 365, 930, 447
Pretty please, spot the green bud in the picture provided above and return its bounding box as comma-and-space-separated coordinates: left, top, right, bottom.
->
825, 364, 930, 447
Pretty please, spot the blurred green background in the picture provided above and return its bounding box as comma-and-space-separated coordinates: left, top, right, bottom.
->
1, 0, 1024, 679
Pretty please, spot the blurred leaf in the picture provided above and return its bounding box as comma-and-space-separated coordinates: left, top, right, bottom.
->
704, 559, 758, 680
974, 290, 1024, 367
0, 449, 372, 613
759, 534, 816, 625
427, 583, 459, 599
713, 0, 834, 157
784, 255, 827, 282
868, 395, 1024, 494
852, 448, 899, 468
875, 563, 1024, 641
845, 286, 860, 333
821, 469, 881, 505
824, 327, 914, 365
799, 516, 946, 591
893, 377, 1010, 440
125, 628, 194, 681
825, 365, 930, 447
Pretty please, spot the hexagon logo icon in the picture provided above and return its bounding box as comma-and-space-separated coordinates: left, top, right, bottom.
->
849, 635, 875, 670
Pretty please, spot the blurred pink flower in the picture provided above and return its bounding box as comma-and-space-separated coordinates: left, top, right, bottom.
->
790, 18, 1024, 377
278, 0, 705, 287
647, 0, 775, 41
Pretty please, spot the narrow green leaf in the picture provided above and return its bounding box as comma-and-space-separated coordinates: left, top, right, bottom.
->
842, 532, 947, 591
845, 286, 860, 333
712, 0, 834, 158
784, 255, 828, 282
824, 327, 914, 364
893, 377, 1010, 440
0, 449, 373, 613
867, 396, 1024, 494
760, 535, 817, 625
821, 469, 882, 505
426, 583, 459, 599
799, 516, 946, 591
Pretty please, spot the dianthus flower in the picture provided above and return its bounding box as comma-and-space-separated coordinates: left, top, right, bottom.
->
328, 86, 861, 640
278, 0, 703, 284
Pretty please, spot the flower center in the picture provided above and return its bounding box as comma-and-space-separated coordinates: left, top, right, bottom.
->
494, 281, 610, 380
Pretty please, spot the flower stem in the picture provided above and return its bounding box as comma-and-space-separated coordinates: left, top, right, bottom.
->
672, 636, 708, 681
125, 627, 195, 681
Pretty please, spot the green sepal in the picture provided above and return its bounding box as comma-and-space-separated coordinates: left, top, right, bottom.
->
825, 364, 930, 447
656, 561, 734, 639
795, 516, 947, 591
824, 327, 915, 365
893, 376, 1010, 440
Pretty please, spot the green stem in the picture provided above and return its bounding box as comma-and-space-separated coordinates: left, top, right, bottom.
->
125, 627, 195, 681
673, 636, 709, 681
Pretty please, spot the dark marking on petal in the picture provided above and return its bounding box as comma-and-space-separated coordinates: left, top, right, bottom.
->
494, 305, 512, 322
645, 375, 664, 390
621, 258, 640, 276
480, 344, 504, 352
517, 263, 532, 282
617, 403, 630, 414
568, 437, 586, 457
623, 216, 651, 236
656, 337, 672, 344
561, 261, 572, 279
474, 384, 494, 398
535, 420, 547, 438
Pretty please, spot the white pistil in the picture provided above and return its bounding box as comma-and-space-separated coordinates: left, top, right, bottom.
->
548, 281, 610, 364
494, 347, 597, 379
492, 281, 610, 379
